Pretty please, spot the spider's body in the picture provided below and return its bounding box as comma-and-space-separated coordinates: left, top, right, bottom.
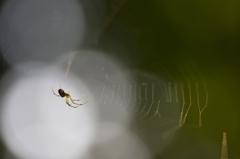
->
53, 86, 89, 108
58, 89, 67, 98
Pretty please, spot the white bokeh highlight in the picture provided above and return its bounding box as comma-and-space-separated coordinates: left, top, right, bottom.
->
0, 63, 97, 159
0, 51, 152, 159
0, 0, 85, 64
85, 123, 151, 159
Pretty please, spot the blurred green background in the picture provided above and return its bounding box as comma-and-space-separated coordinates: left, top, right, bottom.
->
100, 0, 240, 158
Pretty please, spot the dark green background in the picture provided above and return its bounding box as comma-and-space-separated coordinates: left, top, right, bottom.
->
100, 0, 240, 158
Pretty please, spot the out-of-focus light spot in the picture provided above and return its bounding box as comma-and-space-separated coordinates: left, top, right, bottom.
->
85, 126, 151, 159
0, 62, 97, 159
93, 122, 126, 144
0, 50, 155, 158
0, 0, 85, 64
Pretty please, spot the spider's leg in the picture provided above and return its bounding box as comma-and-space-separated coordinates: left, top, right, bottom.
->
52, 87, 60, 97
69, 96, 74, 103
80, 99, 89, 105
74, 99, 89, 107
68, 87, 72, 94
72, 94, 85, 101
65, 97, 77, 108
72, 101, 83, 106
69, 96, 82, 105
72, 101, 82, 105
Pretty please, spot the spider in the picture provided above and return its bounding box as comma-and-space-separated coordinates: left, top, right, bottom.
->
52, 85, 89, 108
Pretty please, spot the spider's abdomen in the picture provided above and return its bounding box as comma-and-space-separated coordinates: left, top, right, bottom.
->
58, 89, 65, 97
